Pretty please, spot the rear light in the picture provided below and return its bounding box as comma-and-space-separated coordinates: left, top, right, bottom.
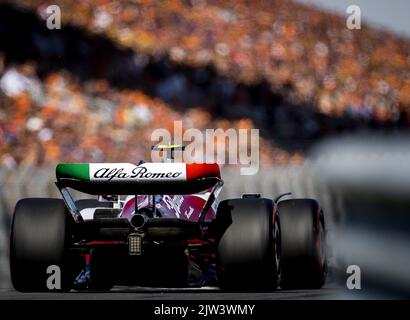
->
128, 233, 143, 255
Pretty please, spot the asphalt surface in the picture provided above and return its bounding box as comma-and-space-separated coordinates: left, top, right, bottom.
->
0, 282, 346, 300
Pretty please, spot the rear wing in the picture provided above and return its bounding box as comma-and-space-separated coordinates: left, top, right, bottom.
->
56, 162, 221, 195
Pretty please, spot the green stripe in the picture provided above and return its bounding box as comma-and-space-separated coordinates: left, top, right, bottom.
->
56, 163, 90, 181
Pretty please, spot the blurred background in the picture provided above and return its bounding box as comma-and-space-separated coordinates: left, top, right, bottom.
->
0, 0, 410, 297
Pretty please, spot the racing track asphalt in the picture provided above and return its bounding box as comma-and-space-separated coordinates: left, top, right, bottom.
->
0, 282, 347, 300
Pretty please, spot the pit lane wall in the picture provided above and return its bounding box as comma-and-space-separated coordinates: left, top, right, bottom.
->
0, 164, 337, 289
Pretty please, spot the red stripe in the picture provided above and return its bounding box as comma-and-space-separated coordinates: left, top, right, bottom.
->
186, 163, 221, 180
84, 241, 124, 245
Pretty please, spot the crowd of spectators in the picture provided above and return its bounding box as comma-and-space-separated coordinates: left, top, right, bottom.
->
1, 0, 410, 169
16, 0, 410, 123
0, 58, 303, 168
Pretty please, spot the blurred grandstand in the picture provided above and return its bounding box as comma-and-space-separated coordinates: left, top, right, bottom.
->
1, 0, 410, 169
1, 0, 410, 291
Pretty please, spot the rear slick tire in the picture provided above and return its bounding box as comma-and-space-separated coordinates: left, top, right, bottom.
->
10, 198, 76, 292
216, 198, 279, 292
277, 199, 327, 289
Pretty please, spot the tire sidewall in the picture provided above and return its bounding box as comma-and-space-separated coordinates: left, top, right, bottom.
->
10, 198, 73, 292
215, 198, 278, 291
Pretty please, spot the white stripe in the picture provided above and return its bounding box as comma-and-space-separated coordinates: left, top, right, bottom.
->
89, 163, 187, 182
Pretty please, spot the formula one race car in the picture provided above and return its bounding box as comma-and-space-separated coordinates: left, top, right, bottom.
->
10, 145, 326, 292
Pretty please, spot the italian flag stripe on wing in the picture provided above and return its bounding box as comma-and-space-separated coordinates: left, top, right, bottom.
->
56, 163, 90, 181
56, 163, 220, 181
186, 163, 220, 180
